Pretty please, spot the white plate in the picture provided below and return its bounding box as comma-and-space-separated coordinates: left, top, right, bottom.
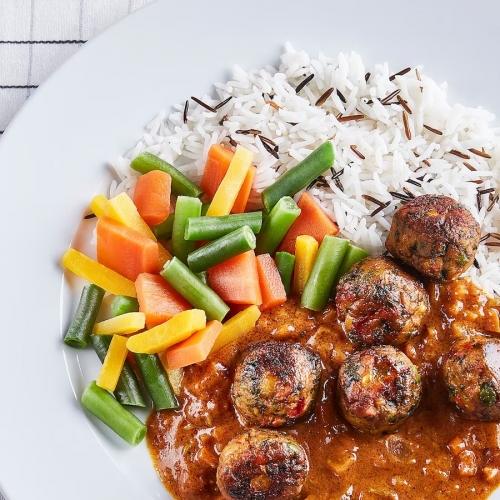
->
1, 0, 500, 499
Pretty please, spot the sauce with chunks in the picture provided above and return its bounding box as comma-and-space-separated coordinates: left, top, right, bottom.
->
147, 278, 500, 500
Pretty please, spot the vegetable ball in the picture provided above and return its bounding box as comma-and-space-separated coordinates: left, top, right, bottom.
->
231, 341, 321, 427
443, 337, 500, 421
385, 194, 480, 281
336, 256, 428, 346
338, 345, 422, 433
216, 428, 309, 500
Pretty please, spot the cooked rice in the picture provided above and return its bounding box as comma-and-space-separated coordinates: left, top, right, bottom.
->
109, 43, 500, 296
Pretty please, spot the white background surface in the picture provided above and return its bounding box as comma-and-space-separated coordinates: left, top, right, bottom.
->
0, 0, 499, 499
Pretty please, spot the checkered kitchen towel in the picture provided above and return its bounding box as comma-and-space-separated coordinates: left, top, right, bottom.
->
0, 0, 154, 138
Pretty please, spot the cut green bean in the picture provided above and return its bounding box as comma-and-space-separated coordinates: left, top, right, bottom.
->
201, 202, 210, 216
187, 226, 256, 273
90, 335, 145, 408
81, 381, 146, 446
172, 196, 202, 263
64, 284, 105, 348
275, 252, 296, 296
256, 197, 301, 255
185, 212, 263, 241
261, 141, 335, 212
301, 236, 349, 311
130, 152, 203, 197
132, 353, 178, 410
333, 244, 370, 289
110, 296, 139, 317
197, 271, 209, 285
161, 257, 229, 322
152, 213, 174, 240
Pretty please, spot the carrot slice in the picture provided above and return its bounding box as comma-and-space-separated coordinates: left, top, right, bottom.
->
207, 250, 262, 305
133, 170, 172, 226
165, 320, 223, 369
200, 144, 234, 199
277, 192, 339, 254
136, 273, 191, 328
232, 165, 256, 214
256, 254, 287, 311
96, 216, 159, 281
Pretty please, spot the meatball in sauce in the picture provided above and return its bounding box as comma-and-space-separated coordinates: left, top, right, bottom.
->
336, 256, 429, 346
385, 194, 480, 281
232, 341, 321, 427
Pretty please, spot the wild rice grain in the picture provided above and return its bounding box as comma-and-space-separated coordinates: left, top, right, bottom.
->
397, 95, 412, 114
295, 74, 314, 93
469, 148, 492, 159
423, 124, 443, 135
214, 96, 233, 110
449, 149, 471, 159
84, 213, 96, 220
370, 201, 391, 217
191, 96, 216, 113
380, 89, 401, 105
350, 145, 365, 160
463, 162, 477, 171
403, 111, 411, 140
336, 89, 347, 103
183, 100, 189, 124
315, 87, 334, 106
338, 114, 365, 122
389, 67, 411, 81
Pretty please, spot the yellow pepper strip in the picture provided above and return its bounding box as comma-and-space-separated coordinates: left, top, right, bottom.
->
158, 352, 184, 397
96, 334, 129, 392
92, 312, 146, 335
104, 192, 157, 242
293, 235, 319, 294
90, 194, 108, 218
210, 305, 261, 355
206, 146, 254, 216
126, 309, 206, 354
158, 243, 172, 270
62, 249, 137, 297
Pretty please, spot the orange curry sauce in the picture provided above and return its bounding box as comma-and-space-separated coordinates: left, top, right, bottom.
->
147, 279, 500, 500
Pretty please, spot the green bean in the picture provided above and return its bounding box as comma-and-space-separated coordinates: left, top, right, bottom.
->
130, 152, 203, 197
64, 284, 105, 348
261, 141, 335, 212
333, 244, 370, 289
201, 202, 210, 216
81, 381, 146, 446
184, 212, 262, 241
161, 257, 229, 322
301, 236, 349, 311
172, 196, 202, 263
110, 296, 139, 317
256, 197, 301, 255
90, 335, 145, 408
275, 252, 296, 296
197, 271, 209, 285
132, 353, 178, 410
187, 226, 256, 273
152, 213, 174, 240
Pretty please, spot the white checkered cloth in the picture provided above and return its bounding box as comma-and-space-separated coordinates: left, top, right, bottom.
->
0, 0, 154, 138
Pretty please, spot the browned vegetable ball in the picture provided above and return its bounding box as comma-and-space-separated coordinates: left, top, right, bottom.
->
335, 256, 428, 346
216, 428, 309, 500
443, 336, 500, 421
231, 341, 321, 427
338, 345, 422, 433
385, 194, 480, 281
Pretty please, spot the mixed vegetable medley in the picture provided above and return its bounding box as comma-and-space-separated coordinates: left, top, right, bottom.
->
62, 140, 369, 446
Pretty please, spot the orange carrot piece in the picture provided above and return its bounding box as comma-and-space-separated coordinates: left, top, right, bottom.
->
277, 192, 339, 254
232, 165, 256, 214
208, 250, 262, 305
133, 170, 171, 226
256, 254, 287, 311
200, 144, 233, 199
96, 216, 159, 281
135, 273, 191, 328
165, 320, 223, 369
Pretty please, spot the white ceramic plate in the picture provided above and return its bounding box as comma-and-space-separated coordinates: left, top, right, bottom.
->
1, 0, 500, 499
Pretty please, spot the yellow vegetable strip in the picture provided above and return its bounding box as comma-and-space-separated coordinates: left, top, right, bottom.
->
210, 305, 261, 355
90, 194, 108, 218
104, 192, 157, 241
61, 249, 137, 297
293, 235, 319, 294
96, 334, 129, 392
92, 312, 146, 335
126, 309, 206, 354
206, 146, 254, 216
158, 352, 184, 397
158, 243, 173, 270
